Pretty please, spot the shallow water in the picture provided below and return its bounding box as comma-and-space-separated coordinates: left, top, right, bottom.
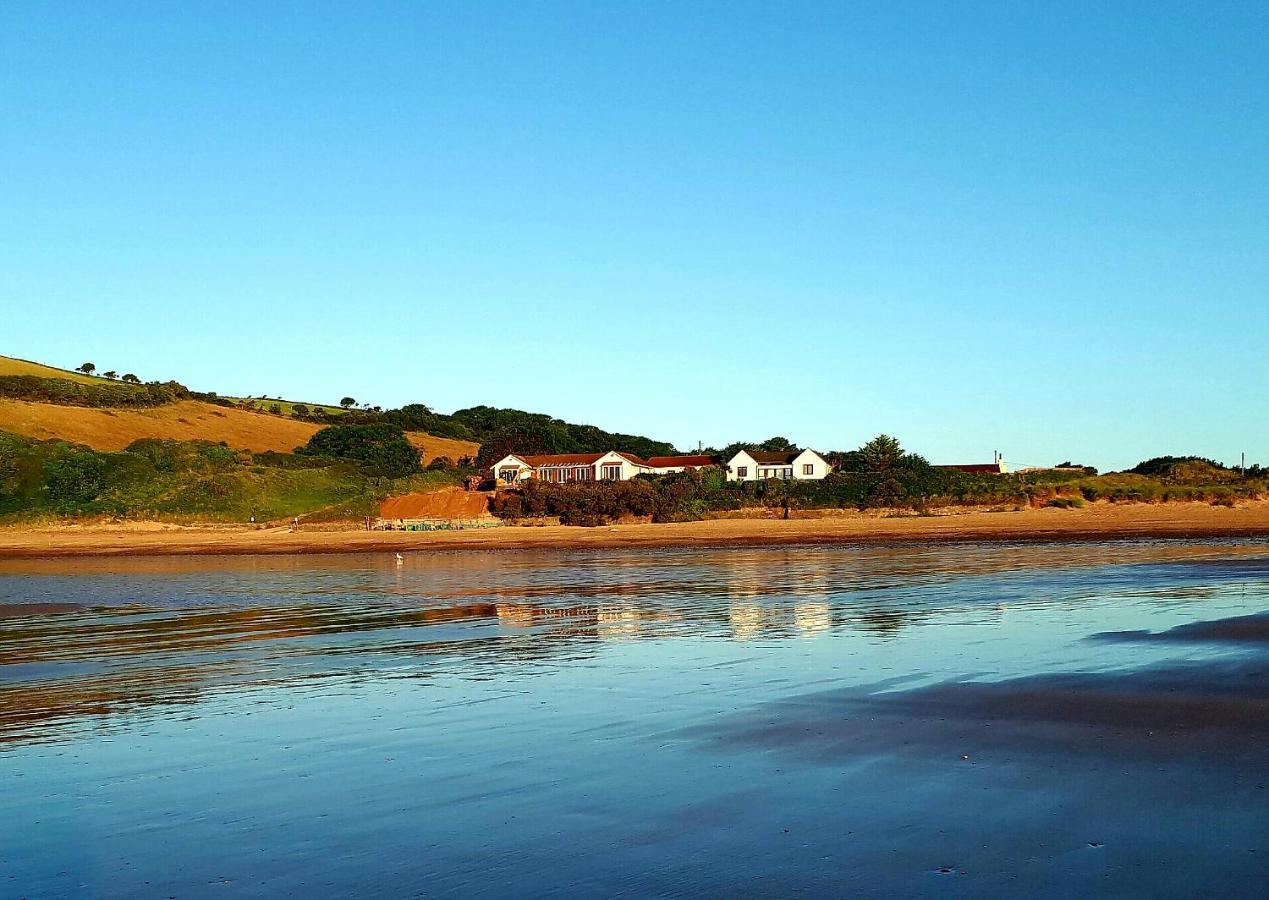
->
2, 540, 1268, 898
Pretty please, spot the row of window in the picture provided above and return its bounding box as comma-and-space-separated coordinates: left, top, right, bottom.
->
500, 462, 820, 483
500, 465, 627, 482
734, 464, 816, 479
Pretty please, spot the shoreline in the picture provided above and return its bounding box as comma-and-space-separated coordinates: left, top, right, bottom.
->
2, 501, 1269, 559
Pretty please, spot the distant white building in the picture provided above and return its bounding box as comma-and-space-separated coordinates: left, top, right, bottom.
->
491, 451, 720, 484
725, 448, 832, 482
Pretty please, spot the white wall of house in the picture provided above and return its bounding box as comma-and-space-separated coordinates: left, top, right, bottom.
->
492, 455, 534, 483
725, 451, 754, 482
595, 451, 652, 480
791, 449, 832, 480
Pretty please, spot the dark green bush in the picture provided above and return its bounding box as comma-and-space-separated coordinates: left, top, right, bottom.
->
0, 375, 190, 407
296, 424, 421, 477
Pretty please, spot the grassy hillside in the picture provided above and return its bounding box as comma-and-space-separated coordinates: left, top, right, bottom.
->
0, 356, 109, 385
0, 431, 462, 523
0, 399, 316, 451
226, 396, 350, 417
0, 397, 479, 460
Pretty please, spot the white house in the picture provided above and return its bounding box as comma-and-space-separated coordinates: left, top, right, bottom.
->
492, 451, 722, 484
725, 448, 832, 482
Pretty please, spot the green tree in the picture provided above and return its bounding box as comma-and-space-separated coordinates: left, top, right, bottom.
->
719, 441, 758, 461
121, 373, 141, 384
297, 423, 421, 477
42, 449, 105, 506
76, 362, 96, 375
475, 421, 578, 469
102, 371, 118, 380
340, 396, 356, 409
860, 434, 904, 472
759, 436, 797, 452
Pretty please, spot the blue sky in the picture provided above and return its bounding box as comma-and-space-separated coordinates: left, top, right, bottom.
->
2, 1, 1266, 470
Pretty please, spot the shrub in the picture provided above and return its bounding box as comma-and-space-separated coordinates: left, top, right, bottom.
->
0, 375, 189, 408
296, 424, 421, 477
43, 448, 105, 505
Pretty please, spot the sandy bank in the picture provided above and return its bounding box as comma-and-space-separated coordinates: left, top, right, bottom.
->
2, 501, 1269, 559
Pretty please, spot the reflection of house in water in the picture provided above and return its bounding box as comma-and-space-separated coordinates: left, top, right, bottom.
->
728, 600, 834, 640
723, 549, 834, 639
793, 602, 831, 636
494, 600, 680, 641
729, 602, 767, 640
597, 603, 645, 640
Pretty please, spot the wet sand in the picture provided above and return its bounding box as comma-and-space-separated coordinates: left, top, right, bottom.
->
4, 541, 1269, 897
2, 500, 1269, 558
697, 654, 1269, 763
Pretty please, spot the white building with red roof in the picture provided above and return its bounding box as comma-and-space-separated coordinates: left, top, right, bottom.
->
725, 448, 832, 482
491, 451, 721, 483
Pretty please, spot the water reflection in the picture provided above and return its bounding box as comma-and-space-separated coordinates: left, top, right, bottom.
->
3, 541, 1269, 898
1, 540, 1266, 749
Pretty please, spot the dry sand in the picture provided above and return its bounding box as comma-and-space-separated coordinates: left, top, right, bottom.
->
3, 501, 1269, 559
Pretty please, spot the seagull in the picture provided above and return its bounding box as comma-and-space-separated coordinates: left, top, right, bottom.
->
395, 553, 405, 565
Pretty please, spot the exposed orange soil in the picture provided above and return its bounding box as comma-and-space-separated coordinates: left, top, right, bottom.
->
2, 501, 1268, 559
378, 488, 493, 519
0, 398, 478, 460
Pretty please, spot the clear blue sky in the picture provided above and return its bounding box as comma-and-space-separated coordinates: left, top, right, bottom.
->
3, 2, 1266, 471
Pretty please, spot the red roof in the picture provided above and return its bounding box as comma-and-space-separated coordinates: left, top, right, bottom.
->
645, 454, 718, 468
743, 450, 802, 465
517, 451, 651, 467
521, 452, 605, 466
613, 452, 651, 466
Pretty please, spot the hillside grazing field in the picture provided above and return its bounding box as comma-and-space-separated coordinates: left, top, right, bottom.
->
0, 355, 110, 385
226, 397, 350, 417
0, 398, 479, 459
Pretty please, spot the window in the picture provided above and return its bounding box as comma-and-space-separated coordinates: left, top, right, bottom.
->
782, 467, 793, 479
803, 463, 814, 476
601, 464, 622, 480
499, 468, 518, 481
736, 466, 748, 478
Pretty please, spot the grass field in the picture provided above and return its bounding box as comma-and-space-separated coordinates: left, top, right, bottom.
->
0, 355, 113, 385
0, 398, 480, 459
224, 397, 350, 417
0, 353, 480, 459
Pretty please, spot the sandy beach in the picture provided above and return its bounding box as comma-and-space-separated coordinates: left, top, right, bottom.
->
3, 500, 1269, 558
